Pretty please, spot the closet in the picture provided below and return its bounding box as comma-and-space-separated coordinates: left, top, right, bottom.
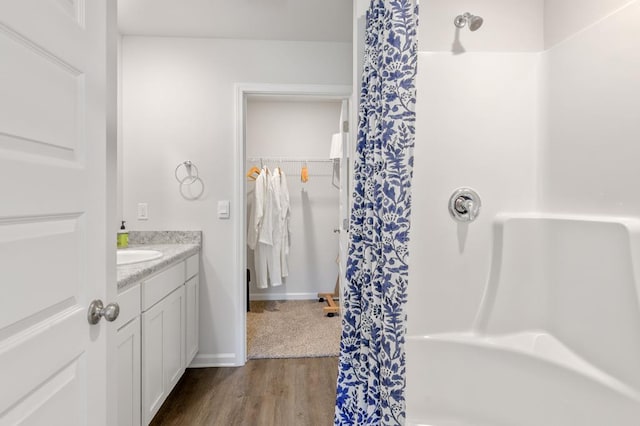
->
245, 97, 345, 303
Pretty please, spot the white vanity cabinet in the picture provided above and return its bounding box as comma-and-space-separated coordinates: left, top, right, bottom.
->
116, 251, 200, 426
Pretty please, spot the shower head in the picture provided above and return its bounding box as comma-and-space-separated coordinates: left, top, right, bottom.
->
454, 12, 484, 31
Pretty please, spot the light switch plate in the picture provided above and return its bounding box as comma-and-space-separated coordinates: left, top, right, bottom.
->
137, 203, 148, 220
217, 200, 230, 219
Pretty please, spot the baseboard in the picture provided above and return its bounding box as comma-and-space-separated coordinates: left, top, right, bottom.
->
249, 292, 319, 301
189, 353, 240, 368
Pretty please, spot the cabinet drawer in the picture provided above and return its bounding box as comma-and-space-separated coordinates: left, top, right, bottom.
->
116, 284, 141, 330
141, 262, 186, 312
186, 254, 199, 280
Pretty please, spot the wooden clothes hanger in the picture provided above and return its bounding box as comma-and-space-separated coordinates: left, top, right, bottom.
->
246, 166, 260, 180
300, 161, 309, 183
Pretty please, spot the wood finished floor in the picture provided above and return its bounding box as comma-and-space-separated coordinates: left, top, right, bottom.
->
150, 357, 339, 426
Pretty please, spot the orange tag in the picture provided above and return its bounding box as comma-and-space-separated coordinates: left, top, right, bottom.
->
301, 166, 309, 183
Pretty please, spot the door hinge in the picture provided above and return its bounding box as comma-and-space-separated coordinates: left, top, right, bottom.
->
342, 121, 349, 133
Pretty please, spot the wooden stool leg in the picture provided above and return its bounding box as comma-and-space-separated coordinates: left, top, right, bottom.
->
318, 276, 340, 317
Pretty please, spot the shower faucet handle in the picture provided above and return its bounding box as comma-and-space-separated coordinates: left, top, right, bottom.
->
460, 199, 476, 220
449, 187, 481, 223
454, 197, 473, 213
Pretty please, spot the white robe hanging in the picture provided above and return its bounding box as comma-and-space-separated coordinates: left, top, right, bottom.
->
247, 168, 266, 251
252, 167, 283, 288
249, 168, 270, 289
266, 169, 283, 286
276, 168, 291, 278
249, 166, 293, 288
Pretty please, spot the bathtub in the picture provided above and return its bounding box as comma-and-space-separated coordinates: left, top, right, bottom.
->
406, 215, 640, 426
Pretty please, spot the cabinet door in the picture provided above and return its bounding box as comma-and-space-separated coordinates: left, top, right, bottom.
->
164, 286, 186, 394
117, 318, 141, 426
185, 275, 199, 366
142, 286, 185, 425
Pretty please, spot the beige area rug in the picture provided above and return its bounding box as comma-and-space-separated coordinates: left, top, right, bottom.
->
247, 300, 342, 359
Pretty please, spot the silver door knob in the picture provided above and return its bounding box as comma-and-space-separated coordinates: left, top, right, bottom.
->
87, 300, 120, 325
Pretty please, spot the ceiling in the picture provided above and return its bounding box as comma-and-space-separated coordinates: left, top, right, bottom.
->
117, 0, 353, 43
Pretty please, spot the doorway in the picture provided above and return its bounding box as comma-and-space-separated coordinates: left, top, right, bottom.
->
234, 84, 351, 363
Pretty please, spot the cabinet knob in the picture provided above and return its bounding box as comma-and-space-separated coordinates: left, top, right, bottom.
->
87, 300, 120, 325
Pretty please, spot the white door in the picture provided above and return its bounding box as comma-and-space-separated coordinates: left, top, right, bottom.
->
337, 100, 350, 302
0, 1, 116, 425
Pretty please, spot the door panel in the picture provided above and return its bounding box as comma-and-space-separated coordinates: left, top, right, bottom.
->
0, 25, 81, 155
6, 358, 85, 426
0, 0, 113, 424
0, 0, 89, 163
0, 215, 81, 331
0, 308, 85, 420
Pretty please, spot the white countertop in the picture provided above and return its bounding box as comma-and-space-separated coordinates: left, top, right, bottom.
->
117, 243, 200, 292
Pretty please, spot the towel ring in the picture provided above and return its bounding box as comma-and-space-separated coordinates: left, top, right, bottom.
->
179, 176, 205, 200
175, 161, 199, 185
175, 161, 204, 200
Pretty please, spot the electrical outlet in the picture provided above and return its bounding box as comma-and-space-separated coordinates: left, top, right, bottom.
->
137, 203, 148, 220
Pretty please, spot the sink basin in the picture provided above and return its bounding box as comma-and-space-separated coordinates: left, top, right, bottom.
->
117, 249, 163, 266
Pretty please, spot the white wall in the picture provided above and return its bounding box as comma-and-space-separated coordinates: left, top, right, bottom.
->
406, 0, 542, 336
544, 0, 635, 48
121, 36, 351, 366
246, 99, 342, 299
540, 0, 640, 215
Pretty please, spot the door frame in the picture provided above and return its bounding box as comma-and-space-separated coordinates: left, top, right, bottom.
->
234, 83, 351, 364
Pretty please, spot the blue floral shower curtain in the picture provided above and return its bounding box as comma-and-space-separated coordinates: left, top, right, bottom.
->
335, 1, 419, 425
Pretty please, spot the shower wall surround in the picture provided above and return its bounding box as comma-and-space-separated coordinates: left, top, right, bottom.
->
121, 37, 351, 366
543, 0, 633, 47
404, 0, 640, 422
407, 0, 640, 350
407, 0, 541, 336
541, 0, 640, 215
